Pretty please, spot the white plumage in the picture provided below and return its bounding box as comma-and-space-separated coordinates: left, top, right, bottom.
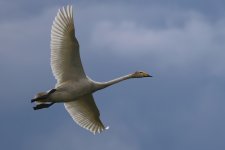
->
32, 5, 151, 134
64, 94, 106, 134
51, 6, 85, 85
51, 6, 106, 134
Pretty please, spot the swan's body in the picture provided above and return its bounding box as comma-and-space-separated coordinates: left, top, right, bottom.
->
32, 5, 151, 134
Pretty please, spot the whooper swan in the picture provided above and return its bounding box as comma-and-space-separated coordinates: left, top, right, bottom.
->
32, 5, 152, 134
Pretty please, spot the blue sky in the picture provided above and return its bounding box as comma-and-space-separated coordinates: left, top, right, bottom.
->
1, 0, 225, 150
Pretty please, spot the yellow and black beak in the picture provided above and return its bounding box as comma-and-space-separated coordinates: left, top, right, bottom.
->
145, 73, 152, 77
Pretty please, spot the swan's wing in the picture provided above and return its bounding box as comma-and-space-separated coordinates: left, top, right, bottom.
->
51, 5, 86, 84
64, 94, 108, 134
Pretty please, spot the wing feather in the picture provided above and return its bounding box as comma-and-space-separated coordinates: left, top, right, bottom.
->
51, 5, 86, 85
64, 94, 108, 134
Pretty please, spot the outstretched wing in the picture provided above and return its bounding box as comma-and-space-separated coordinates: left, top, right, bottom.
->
51, 5, 86, 85
64, 94, 108, 134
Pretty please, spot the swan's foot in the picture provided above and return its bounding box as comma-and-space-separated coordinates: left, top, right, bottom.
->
31, 89, 56, 103
33, 102, 55, 110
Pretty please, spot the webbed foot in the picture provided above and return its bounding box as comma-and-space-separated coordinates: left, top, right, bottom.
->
33, 102, 55, 110
31, 89, 56, 103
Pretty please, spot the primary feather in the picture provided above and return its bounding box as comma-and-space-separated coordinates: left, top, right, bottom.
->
51, 5, 86, 85
64, 94, 108, 134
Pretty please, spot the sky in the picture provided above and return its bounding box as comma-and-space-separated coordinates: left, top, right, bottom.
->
0, 0, 225, 150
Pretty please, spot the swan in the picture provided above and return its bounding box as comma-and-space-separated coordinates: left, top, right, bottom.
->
32, 5, 152, 134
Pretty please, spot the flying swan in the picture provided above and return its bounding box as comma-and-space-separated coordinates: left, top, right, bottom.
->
32, 5, 152, 134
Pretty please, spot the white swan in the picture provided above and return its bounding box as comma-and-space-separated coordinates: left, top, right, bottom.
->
32, 5, 152, 134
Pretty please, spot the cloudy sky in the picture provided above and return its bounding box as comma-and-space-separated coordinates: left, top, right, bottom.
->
1, 0, 225, 150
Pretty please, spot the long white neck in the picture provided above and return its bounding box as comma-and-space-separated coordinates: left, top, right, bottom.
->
92, 74, 133, 91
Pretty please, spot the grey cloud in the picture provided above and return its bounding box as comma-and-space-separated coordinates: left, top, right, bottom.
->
1, 1, 225, 150
21, 121, 141, 150
0, 0, 81, 23
1, 0, 225, 23
0, 7, 58, 111
89, 10, 225, 76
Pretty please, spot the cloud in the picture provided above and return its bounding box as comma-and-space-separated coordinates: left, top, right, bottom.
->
1, 2, 225, 150
89, 10, 225, 77
0, 6, 59, 111
20, 115, 141, 150
0, 1, 63, 22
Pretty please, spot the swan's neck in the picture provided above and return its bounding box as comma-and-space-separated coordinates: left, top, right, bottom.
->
93, 74, 133, 91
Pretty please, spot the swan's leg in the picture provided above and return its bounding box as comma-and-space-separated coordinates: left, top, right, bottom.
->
31, 89, 56, 103
33, 102, 55, 110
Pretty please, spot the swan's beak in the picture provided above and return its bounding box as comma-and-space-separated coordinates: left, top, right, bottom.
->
145, 73, 152, 77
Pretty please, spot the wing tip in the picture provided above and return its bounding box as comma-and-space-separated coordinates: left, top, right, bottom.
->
59, 5, 73, 16
91, 125, 109, 135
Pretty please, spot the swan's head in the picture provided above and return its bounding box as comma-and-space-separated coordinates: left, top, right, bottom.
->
132, 71, 152, 78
